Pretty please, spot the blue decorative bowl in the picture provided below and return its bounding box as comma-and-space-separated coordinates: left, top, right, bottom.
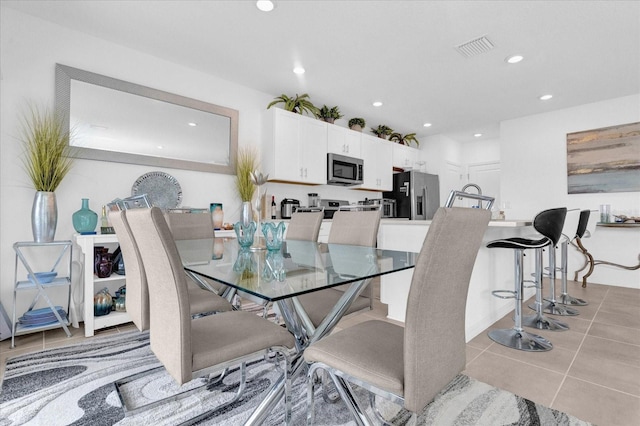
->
28, 271, 58, 284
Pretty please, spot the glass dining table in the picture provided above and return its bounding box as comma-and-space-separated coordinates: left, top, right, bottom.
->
176, 237, 417, 424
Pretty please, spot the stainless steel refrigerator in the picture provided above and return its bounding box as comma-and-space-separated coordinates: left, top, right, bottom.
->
383, 171, 440, 220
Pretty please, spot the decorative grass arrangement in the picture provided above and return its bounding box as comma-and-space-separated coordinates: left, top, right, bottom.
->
235, 147, 258, 202
20, 104, 74, 192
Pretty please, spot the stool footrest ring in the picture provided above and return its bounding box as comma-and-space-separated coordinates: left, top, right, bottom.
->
491, 289, 516, 299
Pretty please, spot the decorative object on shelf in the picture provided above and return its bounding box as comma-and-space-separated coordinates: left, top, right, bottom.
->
114, 285, 126, 312
210, 203, 224, 230
262, 222, 285, 251
235, 147, 258, 225
251, 171, 269, 250
266, 93, 319, 116
93, 288, 112, 316
371, 124, 394, 139
131, 171, 182, 210
19, 104, 75, 243
317, 105, 343, 124
234, 221, 257, 248
100, 205, 115, 234
93, 246, 107, 274
95, 250, 113, 278
18, 306, 67, 326
348, 117, 366, 132
72, 198, 98, 234
112, 247, 125, 275
389, 132, 420, 147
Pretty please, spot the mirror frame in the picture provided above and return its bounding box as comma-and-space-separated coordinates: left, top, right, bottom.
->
54, 63, 238, 174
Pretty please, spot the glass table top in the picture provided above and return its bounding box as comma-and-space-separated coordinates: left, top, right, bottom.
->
177, 238, 417, 302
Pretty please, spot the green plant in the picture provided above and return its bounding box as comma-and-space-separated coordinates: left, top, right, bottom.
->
389, 132, 420, 147
234, 147, 259, 202
370, 124, 394, 138
266, 93, 319, 116
317, 105, 343, 122
19, 104, 74, 192
348, 117, 366, 128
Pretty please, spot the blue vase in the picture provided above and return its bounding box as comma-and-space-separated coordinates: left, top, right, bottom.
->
72, 198, 98, 233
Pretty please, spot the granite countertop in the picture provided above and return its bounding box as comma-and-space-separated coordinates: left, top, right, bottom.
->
379, 218, 533, 227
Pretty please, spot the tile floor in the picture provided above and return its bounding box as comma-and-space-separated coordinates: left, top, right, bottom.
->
1, 280, 638, 425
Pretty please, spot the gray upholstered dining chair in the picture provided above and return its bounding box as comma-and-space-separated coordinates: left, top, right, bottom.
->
164, 210, 231, 297
304, 207, 491, 425
285, 211, 324, 242
109, 210, 233, 332
297, 209, 381, 328
122, 207, 296, 422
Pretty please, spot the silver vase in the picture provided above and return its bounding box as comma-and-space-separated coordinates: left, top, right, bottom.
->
32, 191, 57, 242
240, 201, 253, 226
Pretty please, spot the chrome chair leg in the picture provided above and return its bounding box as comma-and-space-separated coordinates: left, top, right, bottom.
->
532, 246, 580, 315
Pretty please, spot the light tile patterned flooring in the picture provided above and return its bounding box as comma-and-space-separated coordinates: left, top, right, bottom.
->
1, 280, 638, 425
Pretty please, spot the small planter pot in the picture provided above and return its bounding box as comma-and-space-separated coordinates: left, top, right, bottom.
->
349, 124, 363, 132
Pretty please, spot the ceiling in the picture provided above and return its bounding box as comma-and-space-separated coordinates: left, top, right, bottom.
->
4, 0, 639, 143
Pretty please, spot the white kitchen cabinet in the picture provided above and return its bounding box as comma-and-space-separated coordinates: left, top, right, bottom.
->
263, 108, 327, 184
327, 125, 361, 158
74, 233, 130, 337
392, 143, 420, 170
360, 134, 393, 191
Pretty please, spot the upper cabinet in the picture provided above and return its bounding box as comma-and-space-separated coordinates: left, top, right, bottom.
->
327, 125, 361, 158
360, 135, 393, 191
392, 143, 419, 170
263, 108, 327, 184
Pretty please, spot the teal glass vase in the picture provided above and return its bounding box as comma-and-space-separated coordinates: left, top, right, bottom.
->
72, 198, 98, 234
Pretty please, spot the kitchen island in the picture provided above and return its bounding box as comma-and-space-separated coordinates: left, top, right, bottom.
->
378, 219, 534, 341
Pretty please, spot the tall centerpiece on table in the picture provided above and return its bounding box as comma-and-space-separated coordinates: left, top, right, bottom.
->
19, 104, 74, 242
251, 170, 269, 250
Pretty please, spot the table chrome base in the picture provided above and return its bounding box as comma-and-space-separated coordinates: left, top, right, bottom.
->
558, 293, 588, 306
489, 328, 553, 352
522, 313, 569, 331
529, 301, 580, 316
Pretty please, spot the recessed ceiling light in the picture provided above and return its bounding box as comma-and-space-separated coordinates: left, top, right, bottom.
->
293, 66, 305, 75
188, 122, 197, 127
474, 133, 482, 138
256, 1, 275, 12
506, 55, 524, 64
372, 101, 383, 107
423, 123, 432, 128
539, 94, 553, 100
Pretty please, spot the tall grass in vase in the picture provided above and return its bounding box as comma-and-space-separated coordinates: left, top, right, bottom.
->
19, 104, 74, 242
234, 147, 258, 225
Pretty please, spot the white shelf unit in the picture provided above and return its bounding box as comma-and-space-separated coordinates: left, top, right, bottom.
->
74, 233, 130, 337
11, 241, 73, 348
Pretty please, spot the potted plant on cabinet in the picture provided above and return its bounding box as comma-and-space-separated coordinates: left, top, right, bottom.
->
317, 105, 343, 124
348, 118, 366, 132
266, 93, 319, 117
389, 132, 420, 147
370, 124, 394, 139
20, 104, 75, 242
234, 147, 258, 225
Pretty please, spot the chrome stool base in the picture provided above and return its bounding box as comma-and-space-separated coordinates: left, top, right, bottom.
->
558, 293, 588, 306
489, 328, 553, 352
530, 301, 580, 316
522, 312, 569, 331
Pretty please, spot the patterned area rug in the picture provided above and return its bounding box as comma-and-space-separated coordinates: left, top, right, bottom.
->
0, 331, 591, 425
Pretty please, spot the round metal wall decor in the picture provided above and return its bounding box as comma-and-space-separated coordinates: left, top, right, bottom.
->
131, 171, 182, 210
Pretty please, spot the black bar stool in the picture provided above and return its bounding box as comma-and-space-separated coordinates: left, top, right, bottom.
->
560, 210, 590, 304
487, 207, 568, 352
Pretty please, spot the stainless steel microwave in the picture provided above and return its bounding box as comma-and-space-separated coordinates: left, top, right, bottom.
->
327, 153, 363, 186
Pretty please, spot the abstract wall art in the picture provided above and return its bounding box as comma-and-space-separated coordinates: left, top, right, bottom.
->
567, 121, 640, 194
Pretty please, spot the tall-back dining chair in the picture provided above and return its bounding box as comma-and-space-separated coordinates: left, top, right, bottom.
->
164, 210, 230, 297
122, 207, 295, 421
304, 207, 491, 424
109, 210, 149, 331
297, 209, 381, 329
286, 211, 324, 241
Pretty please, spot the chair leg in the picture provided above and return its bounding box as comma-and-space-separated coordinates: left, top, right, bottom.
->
533, 246, 580, 315
575, 237, 595, 288
522, 248, 569, 331
489, 249, 553, 351
558, 240, 588, 306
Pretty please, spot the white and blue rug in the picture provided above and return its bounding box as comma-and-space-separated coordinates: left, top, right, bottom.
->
0, 331, 591, 425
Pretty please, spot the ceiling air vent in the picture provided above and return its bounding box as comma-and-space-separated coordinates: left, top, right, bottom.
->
456, 35, 494, 58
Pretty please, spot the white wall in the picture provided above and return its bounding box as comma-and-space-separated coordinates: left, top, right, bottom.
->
500, 95, 640, 288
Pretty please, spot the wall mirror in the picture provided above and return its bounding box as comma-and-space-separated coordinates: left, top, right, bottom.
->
55, 64, 238, 174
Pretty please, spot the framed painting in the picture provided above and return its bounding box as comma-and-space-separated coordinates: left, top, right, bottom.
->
567, 121, 640, 194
